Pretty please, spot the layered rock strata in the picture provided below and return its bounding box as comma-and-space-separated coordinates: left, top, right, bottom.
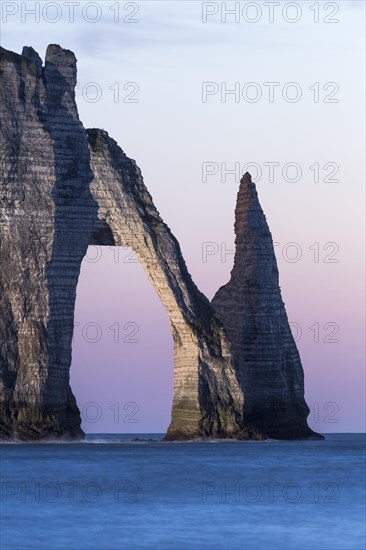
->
212, 173, 322, 439
0, 45, 244, 440
0, 45, 319, 441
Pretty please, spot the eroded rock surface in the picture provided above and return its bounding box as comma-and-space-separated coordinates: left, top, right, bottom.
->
0, 45, 245, 440
0, 45, 319, 441
212, 173, 322, 439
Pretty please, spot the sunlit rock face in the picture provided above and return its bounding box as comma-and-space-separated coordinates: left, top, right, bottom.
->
212, 173, 322, 440
0, 45, 245, 440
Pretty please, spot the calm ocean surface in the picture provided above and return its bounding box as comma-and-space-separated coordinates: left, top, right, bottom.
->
0, 433, 365, 550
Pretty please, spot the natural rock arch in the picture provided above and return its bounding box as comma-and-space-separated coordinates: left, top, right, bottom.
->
84, 128, 246, 441
0, 45, 245, 440
0, 44, 320, 441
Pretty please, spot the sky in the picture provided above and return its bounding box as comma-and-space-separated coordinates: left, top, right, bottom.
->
1, 0, 364, 433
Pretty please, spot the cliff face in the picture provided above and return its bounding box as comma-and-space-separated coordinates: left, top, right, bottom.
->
212, 174, 322, 439
0, 45, 245, 440
0, 45, 319, 441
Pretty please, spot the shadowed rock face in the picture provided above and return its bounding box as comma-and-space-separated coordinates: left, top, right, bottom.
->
0, 45, 246, 440
212, 174, 323, 439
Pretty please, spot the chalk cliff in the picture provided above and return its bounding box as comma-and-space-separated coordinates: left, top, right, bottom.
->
0, 45, 319, 441
0, 45, 245, 440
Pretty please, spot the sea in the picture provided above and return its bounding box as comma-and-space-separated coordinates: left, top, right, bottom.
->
0, 433, 365, 550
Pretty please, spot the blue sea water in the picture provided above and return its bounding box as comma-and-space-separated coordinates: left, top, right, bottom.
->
0, 433, 365, 550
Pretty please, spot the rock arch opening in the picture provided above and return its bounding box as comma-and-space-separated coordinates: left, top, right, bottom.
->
70, 244, 174, 434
